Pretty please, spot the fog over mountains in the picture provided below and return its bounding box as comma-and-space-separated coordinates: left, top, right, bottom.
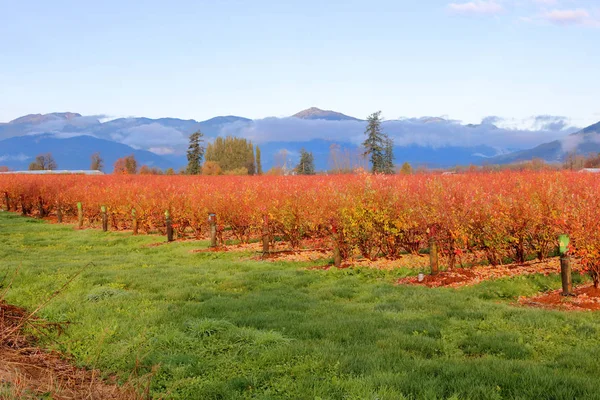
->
0, 108, 596, 172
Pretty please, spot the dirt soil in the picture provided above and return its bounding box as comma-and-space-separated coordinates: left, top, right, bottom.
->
0, 301, 143, 399
519, 284, 600, 311
396, 259, 564, 288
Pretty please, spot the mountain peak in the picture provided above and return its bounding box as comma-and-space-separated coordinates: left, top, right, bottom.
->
292, 107, 360, 121
578, 120, 600, 135
9, 112, 82, 125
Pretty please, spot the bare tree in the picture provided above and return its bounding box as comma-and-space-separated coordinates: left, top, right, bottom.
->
29, 153, 57, 171
90, 152, 104, 171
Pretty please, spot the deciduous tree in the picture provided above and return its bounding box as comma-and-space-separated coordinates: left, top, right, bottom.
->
256, 145, 263, 175
113, 155, 138, 174
90, 152, 104, 171
28, 153, 57, 171
205, 136, 256, 174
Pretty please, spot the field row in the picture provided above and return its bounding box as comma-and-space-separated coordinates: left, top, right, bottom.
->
1, 172, 599, 284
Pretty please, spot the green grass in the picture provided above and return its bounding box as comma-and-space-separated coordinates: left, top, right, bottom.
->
1, 211, 600, 399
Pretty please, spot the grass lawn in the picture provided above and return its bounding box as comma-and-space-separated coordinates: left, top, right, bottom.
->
1, 212, 600, 399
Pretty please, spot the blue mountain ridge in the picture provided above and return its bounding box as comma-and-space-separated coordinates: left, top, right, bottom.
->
2, 108, 596, 172
0, 134, 175, 171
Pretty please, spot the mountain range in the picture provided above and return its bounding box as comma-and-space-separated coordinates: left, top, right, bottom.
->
0, 108, 597, 172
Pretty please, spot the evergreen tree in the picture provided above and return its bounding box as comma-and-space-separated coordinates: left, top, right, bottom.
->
383, 136, 395, 174
362, 111, 386, 173
295, 149, 316, 175
186, 131, 205, 175
256, 145, 263, 175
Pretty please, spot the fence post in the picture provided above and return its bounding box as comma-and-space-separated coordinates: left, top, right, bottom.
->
332, 219, 342, 268
56, 201, 63, 223
37, 196, 45, 218
4, 192, 9, 211
559, 234, 573, 296
208, 212, 217, 248
429, 237, 439, 275
165, 210, 174, 242
101, 205, 108, 232
262, 214, 270, 257
77, 202, 83, 229
20, 195, 26, 216
132, 208, 138, 235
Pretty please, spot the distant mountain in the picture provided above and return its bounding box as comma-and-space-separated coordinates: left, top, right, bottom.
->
201, 116, 252, 125
292, 107, 361, 121
0, 134, 175, 172
1, 109, 586, 171
8, 112, 82, 125
488, 120, 600, 164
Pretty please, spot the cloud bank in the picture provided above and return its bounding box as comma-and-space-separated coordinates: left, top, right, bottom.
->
226, 115, 579, 151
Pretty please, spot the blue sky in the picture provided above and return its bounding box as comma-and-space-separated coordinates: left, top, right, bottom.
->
1, 0, 599, 127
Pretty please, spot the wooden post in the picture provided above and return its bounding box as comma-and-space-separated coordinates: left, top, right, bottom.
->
559, 234, 573, 296
165, 210, 173, 242
4, 192, 9, 211
208, 213, 217, 248
77, 202, 83, 229
429, 237, 439, 275
56, 201, 63, 223
262, 214, 270, 256
101, 205, 108, 232
132, 208, 138, 235
332, 219, 342, 268
37, 196, 45, 218
20, 195, 26, 216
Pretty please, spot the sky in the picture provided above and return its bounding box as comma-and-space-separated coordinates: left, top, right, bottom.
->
1, 0, 599, 127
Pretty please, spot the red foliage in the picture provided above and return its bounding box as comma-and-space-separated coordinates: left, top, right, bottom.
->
1, 171, 599, 283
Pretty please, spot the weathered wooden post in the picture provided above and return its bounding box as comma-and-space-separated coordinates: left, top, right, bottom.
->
20, 195, 26, 216
101, 205, 108, 232
262, 214, 270, 257
37, 196, 45, 218
4, 192, 9, 211
132, 208, 139, 235
559, 234, 573, 296
429, 237, 439, 276
56, 201, 63, 223
165, 210, 174, 242
332, 219, 342, 268
77, 202, 83, 229
208, 212, 217, 248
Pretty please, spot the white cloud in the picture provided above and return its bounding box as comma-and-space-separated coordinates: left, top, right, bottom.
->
448, 1, 503, 15
532, 0, 558, 5
148, 147, 176, 155
560, 134, 584, 153
542, 8, 593, 25
0, 153, 29, 162
119, 123, 189, 150
225, 115, 580, 151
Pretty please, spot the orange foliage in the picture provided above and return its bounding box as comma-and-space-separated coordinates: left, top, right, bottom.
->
1, 171, 600, 284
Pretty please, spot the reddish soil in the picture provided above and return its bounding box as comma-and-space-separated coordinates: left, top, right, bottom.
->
519, 284, 600, 311
190, 246, 230, 253
0, 302, 145, 399
396, 259, 562, 288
